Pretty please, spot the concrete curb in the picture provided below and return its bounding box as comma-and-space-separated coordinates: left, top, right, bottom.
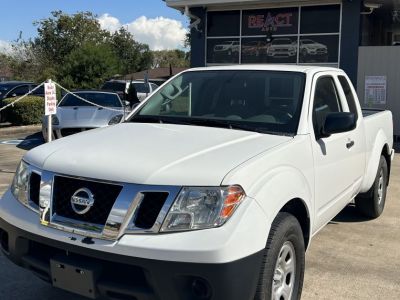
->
0, 124, 42, 138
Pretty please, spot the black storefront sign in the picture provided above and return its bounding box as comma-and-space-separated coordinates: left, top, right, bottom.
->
206, 5, 341, 65
242, 8, 299, 36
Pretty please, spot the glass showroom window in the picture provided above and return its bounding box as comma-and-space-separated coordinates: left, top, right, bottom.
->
207, 11, 241, 64
206, 4, 341, 66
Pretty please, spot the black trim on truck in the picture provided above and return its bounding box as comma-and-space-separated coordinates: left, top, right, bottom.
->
0, 217, 264, 300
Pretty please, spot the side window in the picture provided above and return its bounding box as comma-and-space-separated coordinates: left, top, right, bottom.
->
9, 85, 29, 97
338, 75, 358, 120
312, 76, 341, 136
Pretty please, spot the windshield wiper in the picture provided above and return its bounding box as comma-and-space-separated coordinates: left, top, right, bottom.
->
130, 116, 292, 136
129, 115, 192, 125
187, 118, 233, 129
188, 119, 284, 135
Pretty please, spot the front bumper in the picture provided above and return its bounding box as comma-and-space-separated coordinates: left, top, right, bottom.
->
0, 216, 263, 300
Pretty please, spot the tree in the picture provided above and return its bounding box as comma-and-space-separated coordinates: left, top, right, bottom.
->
59, 43, 118, 89
33, 11, 109, 67
108, 28, 153, 75
152, 49, 189, 68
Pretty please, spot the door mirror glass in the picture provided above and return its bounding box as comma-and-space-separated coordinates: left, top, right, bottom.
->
321, 112, 356, 137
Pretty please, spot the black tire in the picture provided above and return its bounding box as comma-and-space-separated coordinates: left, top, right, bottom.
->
254, 212, 305, 300
356, 155, 388, 219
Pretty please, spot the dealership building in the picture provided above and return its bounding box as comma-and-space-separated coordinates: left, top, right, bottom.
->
166, 0, 400, 136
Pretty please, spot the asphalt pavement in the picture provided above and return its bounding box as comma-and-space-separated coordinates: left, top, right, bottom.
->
0, 133, 399, 300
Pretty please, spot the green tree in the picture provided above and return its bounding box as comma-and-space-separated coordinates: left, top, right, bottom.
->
152, 49, 189, 68
33, 11, 109, 66
8, 11, 154, 83
108, 27, 153, 75
59, 43, 118, 89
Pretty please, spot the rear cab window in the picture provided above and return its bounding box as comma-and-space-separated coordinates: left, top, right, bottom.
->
337, 75, 359, 121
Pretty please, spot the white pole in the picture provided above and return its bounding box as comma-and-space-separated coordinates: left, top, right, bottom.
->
48, 115, 52, 142
47, 79, 52, 143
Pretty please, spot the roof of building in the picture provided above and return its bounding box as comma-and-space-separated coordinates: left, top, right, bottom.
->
165, 0, 336, 9
120, 67, 188, 81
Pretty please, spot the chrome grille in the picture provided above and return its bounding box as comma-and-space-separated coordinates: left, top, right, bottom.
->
38, 171, 181, 240
133, 192, 169, 229
52, 176, 123, 225
29, 172, 41, 207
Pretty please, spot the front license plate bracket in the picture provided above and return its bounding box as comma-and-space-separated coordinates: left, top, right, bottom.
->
50, 255, 102, 299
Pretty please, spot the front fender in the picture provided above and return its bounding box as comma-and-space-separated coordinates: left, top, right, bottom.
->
247, 166, 313, 238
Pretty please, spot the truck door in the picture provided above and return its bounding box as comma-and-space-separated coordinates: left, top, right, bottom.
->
310, 72, 366, 232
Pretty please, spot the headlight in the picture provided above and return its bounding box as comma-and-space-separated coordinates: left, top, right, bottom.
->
160, 185, 245, 232
11, 161, 30, 206
52, 115, 59, 125
109, 114, 123, 125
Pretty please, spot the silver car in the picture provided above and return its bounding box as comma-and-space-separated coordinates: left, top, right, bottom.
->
42, 91, 130, 141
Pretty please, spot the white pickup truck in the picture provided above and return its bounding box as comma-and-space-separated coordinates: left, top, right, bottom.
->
0, 65, 394, 300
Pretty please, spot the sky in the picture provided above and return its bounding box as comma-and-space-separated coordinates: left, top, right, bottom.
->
0, 0, 188, 52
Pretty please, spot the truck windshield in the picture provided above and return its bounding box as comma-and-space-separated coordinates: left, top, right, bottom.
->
130, 70, 306, 135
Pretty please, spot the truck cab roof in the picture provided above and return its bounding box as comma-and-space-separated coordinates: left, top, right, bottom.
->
186, 64, 342, 75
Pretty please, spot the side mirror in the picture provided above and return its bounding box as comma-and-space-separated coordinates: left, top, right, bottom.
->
321, 112, 356, 138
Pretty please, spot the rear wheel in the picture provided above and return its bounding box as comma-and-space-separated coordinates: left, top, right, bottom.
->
254, 212, 305, 300
356, 155, 388, 219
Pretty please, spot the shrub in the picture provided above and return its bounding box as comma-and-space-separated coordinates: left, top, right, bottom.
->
3, 96, 45, 125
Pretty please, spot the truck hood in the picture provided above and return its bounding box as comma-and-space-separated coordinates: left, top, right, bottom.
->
25, 123, 291, 186
56, 107, 125, 128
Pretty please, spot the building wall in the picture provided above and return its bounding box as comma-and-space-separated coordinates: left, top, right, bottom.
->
357, 46, 400, 136
340, 0, 362, 85
189, 1, 362, 86
190, 7, 207, 67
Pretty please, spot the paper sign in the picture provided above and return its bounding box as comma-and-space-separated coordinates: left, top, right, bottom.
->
44, 82, 57, 115
365, 76, 387, 106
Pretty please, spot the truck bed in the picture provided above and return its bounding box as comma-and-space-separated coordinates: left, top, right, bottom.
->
362, 108, 385, 117
360, 109, 393, 192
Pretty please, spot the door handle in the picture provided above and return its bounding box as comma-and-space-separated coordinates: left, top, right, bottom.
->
346, 140, 355, 149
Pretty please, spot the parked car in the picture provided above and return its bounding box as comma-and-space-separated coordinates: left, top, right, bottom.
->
267, 38, 297, 58
0, 81, 44, 121
0, 65, 394, 300
213, 40, 240, 55
242, 40, 269, 56
300, 39, 328, 62
42, 90, 130, 141
101, 80, 158, 102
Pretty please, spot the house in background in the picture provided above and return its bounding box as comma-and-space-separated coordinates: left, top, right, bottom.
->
120, 67, 188, 85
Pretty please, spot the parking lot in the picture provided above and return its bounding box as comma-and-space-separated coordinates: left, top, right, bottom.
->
0, 133, 399, 300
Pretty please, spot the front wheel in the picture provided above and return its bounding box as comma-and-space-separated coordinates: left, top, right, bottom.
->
356, 155, 388, 219
254, 212, 305, 300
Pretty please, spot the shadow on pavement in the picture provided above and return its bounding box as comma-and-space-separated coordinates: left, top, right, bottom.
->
329, 204, 371, 224
16, 132, 44, 151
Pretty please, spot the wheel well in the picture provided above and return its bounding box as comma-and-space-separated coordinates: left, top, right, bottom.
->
382, 144, 391, 185
280, 198, 310, 249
